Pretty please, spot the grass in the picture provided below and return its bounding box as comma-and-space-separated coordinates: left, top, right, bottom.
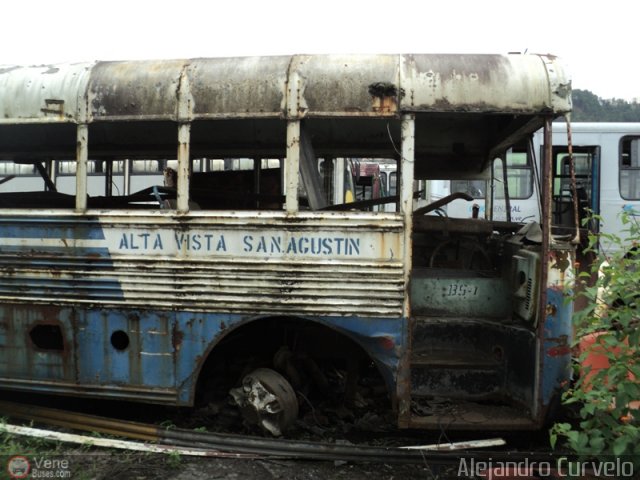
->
0, 417, 181, 479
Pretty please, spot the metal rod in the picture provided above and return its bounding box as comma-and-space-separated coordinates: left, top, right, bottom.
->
0, 399, 563, 465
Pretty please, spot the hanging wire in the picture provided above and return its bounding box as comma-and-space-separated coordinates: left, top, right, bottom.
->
564, 113, 581, 244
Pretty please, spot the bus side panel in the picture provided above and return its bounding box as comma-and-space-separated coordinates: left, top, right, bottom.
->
540, 287, 573, 404
0, 213, 407, 405
539, 248, 574, 410
0, 304, 76, 388
75, 309, 176, 394
0, 213, 404, 317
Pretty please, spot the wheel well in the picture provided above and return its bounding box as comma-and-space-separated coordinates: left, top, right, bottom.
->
195, 316, 392, 409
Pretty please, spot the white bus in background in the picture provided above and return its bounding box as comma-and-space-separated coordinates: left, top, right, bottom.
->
436, 141, 539, 223
444, 123, 640, 251
0, 157, 279, 199
545, 122, 640, 248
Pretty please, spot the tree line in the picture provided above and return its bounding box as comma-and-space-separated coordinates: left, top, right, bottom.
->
571, 89, 640, 121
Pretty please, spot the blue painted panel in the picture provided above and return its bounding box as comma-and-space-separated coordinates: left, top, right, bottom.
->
327, 315, 406, 377
138, 313, 175, 387
0, 304, 75, 382
173, 312, 240, 402
0, 220, 105, 239
0, 301, 404, 405
541, 287, 573, 404
76, 309, 175, 388
0, 216, 122, 301
76, 310, 124, 385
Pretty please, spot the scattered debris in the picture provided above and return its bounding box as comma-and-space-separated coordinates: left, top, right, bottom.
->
400, 437, 506, 451
0, 423, 254, 458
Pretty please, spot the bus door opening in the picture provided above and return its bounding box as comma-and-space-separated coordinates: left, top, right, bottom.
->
551, 146, 600, 235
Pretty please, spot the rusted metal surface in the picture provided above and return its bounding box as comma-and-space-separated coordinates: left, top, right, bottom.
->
401, 54, 571, 114
0, 211, 404, 317
0, 62, 93, 123
408, 316, 537, 428
537, 119, 554, 420
290, 54, 400, 117
88, 60, 185, 121
407, 402, 537, 430
0, 207, 404, 405
0, 305, 75, 385
0, 54, 571, 124
189, 56, 289, 119
540, 248, 574, 407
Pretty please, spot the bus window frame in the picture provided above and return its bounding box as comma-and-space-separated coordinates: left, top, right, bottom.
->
620, 136, 640, 200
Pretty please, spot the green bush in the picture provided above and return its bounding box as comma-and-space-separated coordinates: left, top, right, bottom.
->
551, 211, 640, 465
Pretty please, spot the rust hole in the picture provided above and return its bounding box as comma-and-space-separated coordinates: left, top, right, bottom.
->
30, 325, 64, 351
111, 330, 130, 351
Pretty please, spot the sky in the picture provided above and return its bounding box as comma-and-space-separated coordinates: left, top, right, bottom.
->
1, 0, 637, 101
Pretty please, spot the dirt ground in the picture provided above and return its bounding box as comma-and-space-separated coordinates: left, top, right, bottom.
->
169, 457, 446, 480
20, 449, 453, 480
172, 457, 434, 480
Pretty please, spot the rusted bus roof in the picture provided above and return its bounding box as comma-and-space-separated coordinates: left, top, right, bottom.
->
289, 54, 400, 117
401, 54, 571, 114
0, 62, 94, 123
0, 54, 571, 124
88, 59, 185, 121
188, 56, 290, 119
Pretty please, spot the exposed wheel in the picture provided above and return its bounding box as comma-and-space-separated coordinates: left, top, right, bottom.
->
229, 367, 299, 436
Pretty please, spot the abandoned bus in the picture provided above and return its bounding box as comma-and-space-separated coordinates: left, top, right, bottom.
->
0, 54, 572, 432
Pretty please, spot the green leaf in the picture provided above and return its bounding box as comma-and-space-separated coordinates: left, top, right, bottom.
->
612, 436, 630, 456
566, 430, 580, 448
623, 382, 640, 397
589, 434, 605, 453
577, 432, 590, 450
581, 402, 596, 416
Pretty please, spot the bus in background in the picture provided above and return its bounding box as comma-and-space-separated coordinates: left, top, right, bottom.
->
543, 123, 640, 250
0, 156, 391, 213
350, 159, 397, 212
444, 142, 539, 223
0, 53, 572, 433
446, 123, 640, 252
